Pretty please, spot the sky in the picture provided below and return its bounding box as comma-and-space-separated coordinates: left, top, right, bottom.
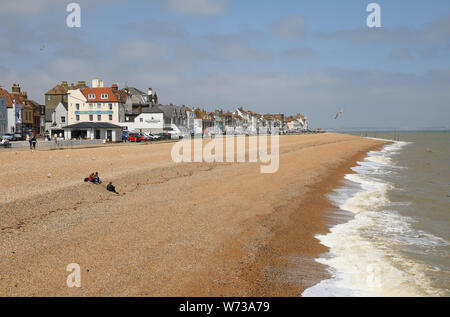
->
0, 0, 449, 129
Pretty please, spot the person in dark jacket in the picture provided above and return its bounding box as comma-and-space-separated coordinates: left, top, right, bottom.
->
107, 182, 119, 195
31, 135, 37, 150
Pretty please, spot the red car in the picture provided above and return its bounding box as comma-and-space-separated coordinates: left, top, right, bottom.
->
128, 133, 147, 142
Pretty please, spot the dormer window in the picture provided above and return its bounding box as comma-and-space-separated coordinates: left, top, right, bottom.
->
88, 94, 96, 99
101, 94, 109, 99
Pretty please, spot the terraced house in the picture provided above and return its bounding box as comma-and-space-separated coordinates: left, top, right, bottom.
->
0, 84, 42, 136
45, 80, 87, 131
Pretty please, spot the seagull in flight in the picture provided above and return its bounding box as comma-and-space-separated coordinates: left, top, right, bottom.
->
335, 108, 344, 120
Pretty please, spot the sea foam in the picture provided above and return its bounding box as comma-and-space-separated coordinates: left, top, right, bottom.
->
303, 140, 446, 297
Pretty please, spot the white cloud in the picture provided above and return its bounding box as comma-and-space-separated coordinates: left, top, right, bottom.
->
389, 48, 414, 61
116, 40, 168, 59
209, 35, 271, 61
283, 46, 316, 58
2, 58, 449, 129
0, 0, 120, 16
163, 0, 228, 16
273, 15, 308, 40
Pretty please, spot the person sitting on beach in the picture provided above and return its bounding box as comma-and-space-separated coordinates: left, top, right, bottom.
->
87, 173, 95, 183
106, 182, 119, 195
94, 172, 102, 184
1, 138, 10, 147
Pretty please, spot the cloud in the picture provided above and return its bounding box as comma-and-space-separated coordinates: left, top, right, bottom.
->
163, 0, 229, 16
0, 0, 118, 16
2, 55, 449, 129
283, 46, 316, 58
0, 0, 63, 15
209, 35, 272, 61
116, 40, 168, 59
389, 48, 414, 61
123, 20, 189, 40
320, 13, 450, 45
320, 26, 414, 44
273, 15, 308, 40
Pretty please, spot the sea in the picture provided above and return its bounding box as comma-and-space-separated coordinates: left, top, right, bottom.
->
303, 131, 450, 297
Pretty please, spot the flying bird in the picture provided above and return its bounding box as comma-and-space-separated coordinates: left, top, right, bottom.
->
40, 45, 45, 51
335, 108, 344, 120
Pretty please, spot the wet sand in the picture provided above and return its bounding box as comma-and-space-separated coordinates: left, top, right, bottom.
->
0, 133, 387, 296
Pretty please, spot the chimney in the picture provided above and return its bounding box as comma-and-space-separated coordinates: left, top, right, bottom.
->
111, 84, 118, 93
148, 88, 153, 96
92, 77, 99, 88
77, 81, 86, 88
11, 84, 20, 94
61, 81, 68, 87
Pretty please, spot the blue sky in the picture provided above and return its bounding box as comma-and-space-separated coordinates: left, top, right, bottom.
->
0, 0, 449, 129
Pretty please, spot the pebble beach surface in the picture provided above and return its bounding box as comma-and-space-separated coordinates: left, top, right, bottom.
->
0, 133, 386, 296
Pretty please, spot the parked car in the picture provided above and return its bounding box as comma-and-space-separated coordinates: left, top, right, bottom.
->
138, 133, 149, 142
1, 133, 15, 141
151, 133, 162, 141
157, 133, 171, 140
169, 131, 183, 140
128, 133, 147, 142
144, 133, 161, 141
13, 133, 25, 141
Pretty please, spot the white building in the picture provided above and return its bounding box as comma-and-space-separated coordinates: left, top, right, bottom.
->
67, 79, 126, 126
0, 98, 7, 134
119, 104, 192, 137
63, 122, 123, 142
48, 102, 68, 136
7, 101, 24, 134
286, 114, 309, 132
119, 107, 164, 133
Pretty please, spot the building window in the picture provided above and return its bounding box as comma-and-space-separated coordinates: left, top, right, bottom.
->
97, 104, 101, 108
109, 115, 113, 121
89, 115, 93, 121
109, 103, 113, 110
101, 94, 109, 99
76, 115, 80, 121
97, 115, 101, 121
89, 104, 93, 109
88, 94, 96, 99
47, 96, 50, 101
76, 104, 80, 110
140, 118, 143, 122
61, 116, 66, 123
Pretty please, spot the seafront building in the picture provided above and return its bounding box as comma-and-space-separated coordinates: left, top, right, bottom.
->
119, 104, 191, 136
62, 79, 126, 141
1, 77, 311, 140
0, 97, 7, 134
66, 80, 127, 126
0, 84, 43, 136
45, 80, 87, 132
